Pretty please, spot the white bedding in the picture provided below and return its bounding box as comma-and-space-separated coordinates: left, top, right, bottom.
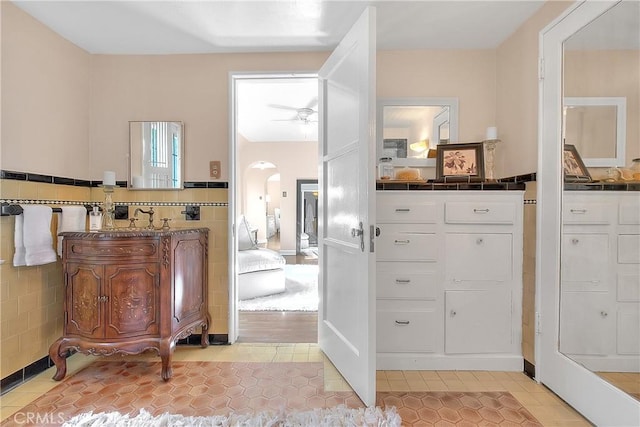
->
237, 248, 285, 274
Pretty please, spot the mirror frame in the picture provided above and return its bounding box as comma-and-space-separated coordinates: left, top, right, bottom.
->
564, 96, 627, 167
376, 97, 459, 167
128, 121, 184, 190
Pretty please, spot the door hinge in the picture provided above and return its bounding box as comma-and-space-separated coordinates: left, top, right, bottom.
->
538, 57, 545, 80
535, 311, 541, 335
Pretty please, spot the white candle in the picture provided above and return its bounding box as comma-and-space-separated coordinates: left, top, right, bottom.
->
103, 171, 116, 186
486, 126, 498, 140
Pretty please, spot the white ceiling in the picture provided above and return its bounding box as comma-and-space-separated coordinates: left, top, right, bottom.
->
12, 1, 546, 54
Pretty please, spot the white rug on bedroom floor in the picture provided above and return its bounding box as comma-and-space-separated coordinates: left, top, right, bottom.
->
239, 264, 318, 312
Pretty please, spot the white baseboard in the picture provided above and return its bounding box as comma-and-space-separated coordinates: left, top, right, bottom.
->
279, 249, 296, 256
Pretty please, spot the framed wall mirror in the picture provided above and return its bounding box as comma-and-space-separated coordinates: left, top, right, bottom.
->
563, 96, 627, 167
129, 121, 184, 190
561, 0, 639, 412
377, 98, 459, 167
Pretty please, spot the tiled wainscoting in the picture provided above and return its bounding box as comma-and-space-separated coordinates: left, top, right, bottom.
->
0, 171, 230, 393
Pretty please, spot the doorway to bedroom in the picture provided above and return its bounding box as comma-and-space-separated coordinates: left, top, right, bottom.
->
232, 74, 319, 343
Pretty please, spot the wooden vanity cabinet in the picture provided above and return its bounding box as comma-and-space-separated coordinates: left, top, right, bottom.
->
49, 228, 210, 381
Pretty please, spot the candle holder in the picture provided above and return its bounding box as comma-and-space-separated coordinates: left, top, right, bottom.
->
483, 139, 500, 182
102, 185, 115, 230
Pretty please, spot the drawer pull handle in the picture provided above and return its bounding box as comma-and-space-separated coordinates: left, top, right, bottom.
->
572, 238, 579, 245
395, 279, 411, 284
394, 239, 410, 245
570, 209, 587, 214
395, 320, 410, 325
450, 310, 457, 317
395, 208, 411, 212
473, 208, 490, 213
600, 311, 608, 318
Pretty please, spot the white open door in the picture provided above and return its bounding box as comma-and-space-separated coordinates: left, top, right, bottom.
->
317, 7, 376, 406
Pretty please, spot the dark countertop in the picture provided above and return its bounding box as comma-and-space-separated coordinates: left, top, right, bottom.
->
59, 227, 209, 238
376, 180, 526, 191
564, 182, 640, 191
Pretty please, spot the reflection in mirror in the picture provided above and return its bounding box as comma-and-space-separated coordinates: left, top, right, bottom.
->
129, 121, 184, 190
377, 98, 458, 167
561, 0, 640, 402
563, 97, 626, 167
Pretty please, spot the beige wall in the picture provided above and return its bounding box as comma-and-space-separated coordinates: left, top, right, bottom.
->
1, 2, 92, 178
496, 0, 574, 178
1, 0, 576, 379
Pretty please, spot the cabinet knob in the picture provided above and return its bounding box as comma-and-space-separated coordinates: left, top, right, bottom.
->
395, 320, 410, 325
450, 310, 457, 317
476, 238, 484, 245
572, 238, 579, 245
600, 311, 608, 318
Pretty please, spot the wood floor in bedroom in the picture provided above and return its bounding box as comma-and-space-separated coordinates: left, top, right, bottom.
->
237, 311, 318, 343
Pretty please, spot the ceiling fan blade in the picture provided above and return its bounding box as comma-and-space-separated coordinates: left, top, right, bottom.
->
267, 104, 300, 111
305, 97, 318, 110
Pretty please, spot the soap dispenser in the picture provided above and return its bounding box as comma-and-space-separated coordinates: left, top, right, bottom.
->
89, 205, 102, 231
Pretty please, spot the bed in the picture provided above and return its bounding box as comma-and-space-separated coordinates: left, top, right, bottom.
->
237, 215, 286, 300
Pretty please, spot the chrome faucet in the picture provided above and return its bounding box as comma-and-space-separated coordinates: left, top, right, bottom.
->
134, 207, 155, 229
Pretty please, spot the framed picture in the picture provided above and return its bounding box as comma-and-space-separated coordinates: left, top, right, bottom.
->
563, 144, 592, 182
435, 142, 485, 182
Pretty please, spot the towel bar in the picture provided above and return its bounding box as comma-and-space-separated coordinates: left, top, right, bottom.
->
0, 203, 93, 216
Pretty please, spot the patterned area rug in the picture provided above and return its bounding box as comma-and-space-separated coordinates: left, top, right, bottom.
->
1, 361, 543, 426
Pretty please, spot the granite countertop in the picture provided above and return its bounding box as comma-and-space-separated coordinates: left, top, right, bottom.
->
376, 180, 526, 191
564, 181, 640, 191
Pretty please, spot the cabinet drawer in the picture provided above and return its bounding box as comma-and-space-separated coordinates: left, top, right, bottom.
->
444, 233, 512, 283
619, 202, 640, 225
377, 224, 437, 261
377, 264, 436, 300
618, 234, 640, 264
377, 309, 437, 353
617, 308, 640, 355
445, 202, 516, 224
377, 197, 438, 223
560, 291, 614, 356
67, 238, 158, 259
618, 272, 640, 302
564, 203, 611, 224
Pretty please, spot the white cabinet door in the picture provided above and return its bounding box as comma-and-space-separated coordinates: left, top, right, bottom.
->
445, 290, 512, 354
561, 233, 609, 287
560, 291, 614, 356
445, 233, 512, 283
617, 307, 640, 355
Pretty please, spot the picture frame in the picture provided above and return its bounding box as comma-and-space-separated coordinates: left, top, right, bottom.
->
435, 142, 485, 182
563, 144, 592, 182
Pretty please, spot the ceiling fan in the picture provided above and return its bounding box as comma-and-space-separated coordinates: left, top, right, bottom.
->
269, 97, 318, 124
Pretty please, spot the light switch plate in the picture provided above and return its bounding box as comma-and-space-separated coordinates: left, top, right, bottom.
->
210, 161, 221, 179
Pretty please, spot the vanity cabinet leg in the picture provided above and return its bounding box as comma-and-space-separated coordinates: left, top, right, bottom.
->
201, 316, 210, 348
48, 338, 68, 381
159, 339, 174, 381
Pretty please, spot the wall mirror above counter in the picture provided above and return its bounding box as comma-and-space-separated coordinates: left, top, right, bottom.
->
129, 121, 184, 190
377, 98, 459, 168
563, 96, 626, 167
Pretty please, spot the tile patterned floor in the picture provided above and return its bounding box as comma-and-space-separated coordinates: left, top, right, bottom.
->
1, 344, 591, 426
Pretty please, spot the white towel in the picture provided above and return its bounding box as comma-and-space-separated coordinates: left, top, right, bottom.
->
13, 205, 57, 267
57, 206, 87, 257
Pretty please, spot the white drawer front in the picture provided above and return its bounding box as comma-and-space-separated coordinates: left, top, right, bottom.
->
377, 224, 437, 261
618, 273, 640, 302
377, 310, 436, 353
444, 233, 512, 283
619, 202, 640, 225
564, 203, 612, 224
445, 201, 516, 224
618, 234, 640, 264
617, 308, 640, 355
377, 269, 437, 300
377, 200, 438, 223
